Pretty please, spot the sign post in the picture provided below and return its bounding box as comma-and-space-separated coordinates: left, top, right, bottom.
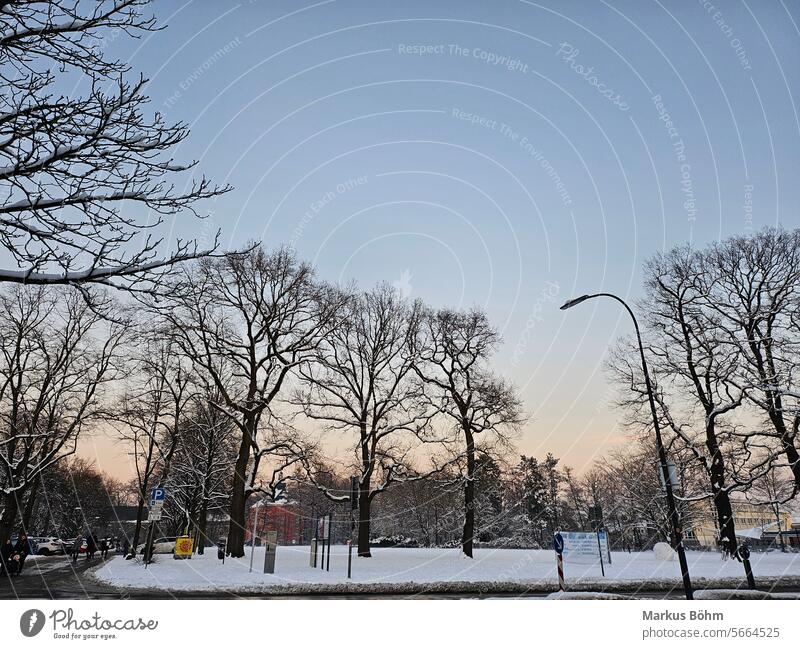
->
349, 476, 358, 579
144, 486, 167, 568
318, 517, 325, 570
595, 530, 605, 576
553, 532, 566, 592
310, 538, 318, 568
326, 514, 332, 571
249, 500, 262, 574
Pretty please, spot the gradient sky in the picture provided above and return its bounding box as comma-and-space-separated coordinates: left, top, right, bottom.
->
81, 0, 800, 479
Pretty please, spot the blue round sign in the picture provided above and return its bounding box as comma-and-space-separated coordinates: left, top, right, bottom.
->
553, 532, 564, 554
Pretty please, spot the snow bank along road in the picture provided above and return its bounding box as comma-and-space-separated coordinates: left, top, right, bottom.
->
92, 546, 800, 596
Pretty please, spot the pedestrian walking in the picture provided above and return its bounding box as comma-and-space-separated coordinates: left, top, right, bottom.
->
123, 537, 130, 559
85, 533, 97, 561
13, 534, 30, 575
72, 533, 83, 564
1, 539, 19, 577
100, 537, 109, 560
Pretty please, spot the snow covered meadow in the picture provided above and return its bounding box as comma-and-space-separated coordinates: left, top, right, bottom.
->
92, 546, 800, 594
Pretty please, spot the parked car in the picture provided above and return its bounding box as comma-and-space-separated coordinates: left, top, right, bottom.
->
31, 537, 66, 555
63, 538, 88, 554
136, 537, 177, 555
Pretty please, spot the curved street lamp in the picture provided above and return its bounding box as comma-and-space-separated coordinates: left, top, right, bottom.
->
561, 292, 694, 600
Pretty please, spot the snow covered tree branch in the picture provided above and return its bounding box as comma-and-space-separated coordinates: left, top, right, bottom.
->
0, 0, 231, 290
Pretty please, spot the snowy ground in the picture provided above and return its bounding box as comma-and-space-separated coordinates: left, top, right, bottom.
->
92, 545, 800, 594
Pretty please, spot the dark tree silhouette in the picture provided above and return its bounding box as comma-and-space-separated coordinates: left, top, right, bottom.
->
0, 286, 125, 544
159, 247, 345, 557
413, 308, 524, 558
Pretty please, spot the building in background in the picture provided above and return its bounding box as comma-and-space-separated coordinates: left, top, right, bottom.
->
245, 483, 302, 545
685, 500, 797, 550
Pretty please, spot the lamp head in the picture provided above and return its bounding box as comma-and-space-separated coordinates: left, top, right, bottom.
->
559, 295, 592, 310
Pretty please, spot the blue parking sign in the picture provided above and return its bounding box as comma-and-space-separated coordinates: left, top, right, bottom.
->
553, 532, 565, 554
150, 487, 166, 503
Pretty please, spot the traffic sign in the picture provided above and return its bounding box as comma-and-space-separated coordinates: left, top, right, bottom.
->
149, 487, 166, 505
553, 532, 565, 555
147, 509, 163, 522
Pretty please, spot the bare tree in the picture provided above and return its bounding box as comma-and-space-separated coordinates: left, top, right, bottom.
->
609, 246, 755, 557
413, 308, 524, 558
168, 386, 236, 553
706, 228, 800, 492
747, 463, 796, 552
0, 0, 230, 290
596, 438, 701, 550
160, 246, 344, 557
294, 285, 441, 557
109, 327, 194, 550
0, 286, 124, 543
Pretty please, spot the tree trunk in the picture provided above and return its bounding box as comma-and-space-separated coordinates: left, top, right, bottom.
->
357, 483, 372, 557
780, 433, 800, 492
21, 484, 39, 533
462, 425, 476, 558
227, 419, 253, 558
712, 488, 738, 558
0, 492, 20, 546
705, 426, 739, 558
131, 497, 146, 550
196, 498, 209, 555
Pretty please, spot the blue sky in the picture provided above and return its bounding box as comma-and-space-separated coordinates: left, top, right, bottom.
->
86, 0, 800, 475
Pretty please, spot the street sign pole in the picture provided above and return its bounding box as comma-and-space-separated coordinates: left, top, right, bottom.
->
326, 513, 331, 572
319, 516, 325, 571
249, 501, 261, 573
595, 530, 605, 577
143, 486, 166, 568
349, 476, 358, 579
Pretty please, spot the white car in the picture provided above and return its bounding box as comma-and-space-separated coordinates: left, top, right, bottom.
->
32, 537, 65, 556
136, 537, 177, 555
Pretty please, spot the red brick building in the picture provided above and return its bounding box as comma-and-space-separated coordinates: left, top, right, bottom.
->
245, 498, 302, 545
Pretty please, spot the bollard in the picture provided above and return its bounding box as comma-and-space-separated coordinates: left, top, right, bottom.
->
347, 540, 353, 579
553, 532, 566, 592
740, 544, 756, 590
310, 538, 318, 568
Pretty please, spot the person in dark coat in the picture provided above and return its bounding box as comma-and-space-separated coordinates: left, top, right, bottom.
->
1, 539, 19, 577
85, 533, 97, 561
13, 534, 29, 575
99, 537, 109, 560
122, 537, 131, 559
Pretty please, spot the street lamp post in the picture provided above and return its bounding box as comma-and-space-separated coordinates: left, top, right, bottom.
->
560, 292, 694, 600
